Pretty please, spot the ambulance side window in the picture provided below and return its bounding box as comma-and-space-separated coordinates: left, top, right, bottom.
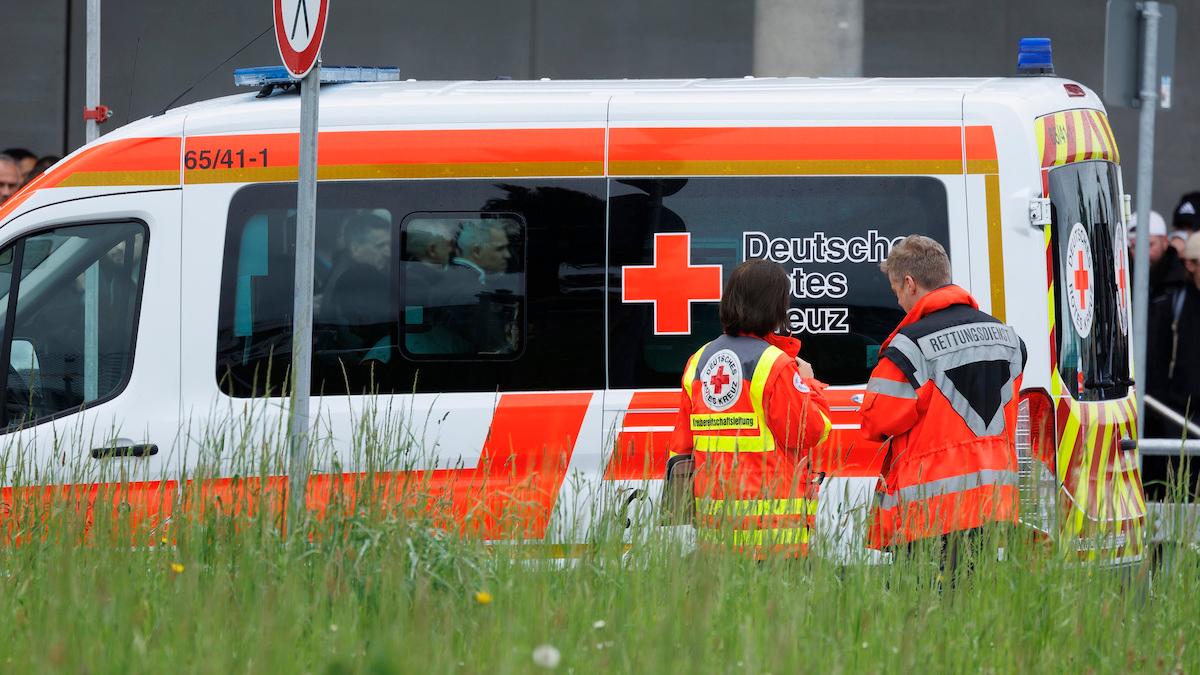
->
216, 180, 605, 396
399, 213, 526, 359
0, 222, 148, 430
607, 177, 949, 389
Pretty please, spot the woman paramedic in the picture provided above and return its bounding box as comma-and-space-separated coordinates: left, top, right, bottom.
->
667, 259, 833, 558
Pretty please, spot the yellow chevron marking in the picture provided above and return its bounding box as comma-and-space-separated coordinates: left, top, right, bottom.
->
1072, 110, 1087, 163
1074, 405, 1101, 533
1095, 404, 1114, 530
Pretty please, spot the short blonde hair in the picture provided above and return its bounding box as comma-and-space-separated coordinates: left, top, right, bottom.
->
880, 235, 951, 289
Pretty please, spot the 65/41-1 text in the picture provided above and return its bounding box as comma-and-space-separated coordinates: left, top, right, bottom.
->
184, 148, 270, 170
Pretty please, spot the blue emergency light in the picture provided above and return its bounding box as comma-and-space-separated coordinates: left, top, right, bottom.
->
1016, 37, 1054, 76
233, 65, 402, 88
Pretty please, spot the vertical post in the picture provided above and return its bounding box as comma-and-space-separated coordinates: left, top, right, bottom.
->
85, 0, 100, 144
1132, 1, 1159, 435
288, 62, 320, 535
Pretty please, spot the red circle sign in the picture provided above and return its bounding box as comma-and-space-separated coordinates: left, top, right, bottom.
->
274, 0, 330, 79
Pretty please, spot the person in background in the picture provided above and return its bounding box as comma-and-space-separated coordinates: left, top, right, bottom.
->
1129, 210, 1187, 305
1149, 233, 1200, 431
860, 235, 1026, 575
668, 259, 832, 558
0, 154, 22, 204
1169, 230, 1189, 258
21, 155, 60, 187
2, 148, 37, 181
1174, 192, 1200, 234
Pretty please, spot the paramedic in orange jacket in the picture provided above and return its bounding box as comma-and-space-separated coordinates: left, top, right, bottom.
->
669, 259, 832, 557
860, 235, 1026, 551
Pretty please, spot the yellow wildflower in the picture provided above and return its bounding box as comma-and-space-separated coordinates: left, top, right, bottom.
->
170, 563, 185, 574
474, 591, 493, 605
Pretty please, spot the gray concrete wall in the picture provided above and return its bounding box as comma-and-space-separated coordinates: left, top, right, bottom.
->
0, 1, 69, 158
863, 0, 1200, 225
754, 0, 863, 77
4, 0, 753, 156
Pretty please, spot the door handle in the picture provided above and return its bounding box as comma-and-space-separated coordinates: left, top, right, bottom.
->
91, 444, 159, 459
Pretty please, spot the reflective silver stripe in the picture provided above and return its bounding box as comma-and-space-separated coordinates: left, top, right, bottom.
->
878, 468, 1019, 510
886, 334, 929, 386
865, 376, 917, 399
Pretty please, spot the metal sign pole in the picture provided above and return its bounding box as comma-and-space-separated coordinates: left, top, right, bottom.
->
85, 0, 100, 143
288, 61, 320, 535
1132, 1, 1159, 435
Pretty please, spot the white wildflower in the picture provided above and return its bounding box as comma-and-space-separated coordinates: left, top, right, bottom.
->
532, 644, 561, 669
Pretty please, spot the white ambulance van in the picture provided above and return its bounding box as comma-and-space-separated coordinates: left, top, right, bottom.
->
0, 63, 1144, 559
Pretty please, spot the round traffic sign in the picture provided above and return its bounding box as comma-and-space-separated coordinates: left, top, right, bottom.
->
274, 0, 330, 79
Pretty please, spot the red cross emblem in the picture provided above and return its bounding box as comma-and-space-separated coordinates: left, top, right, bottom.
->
1073, 249, 1090, 310
708, 365, 730, 394
622, 232, 722, 335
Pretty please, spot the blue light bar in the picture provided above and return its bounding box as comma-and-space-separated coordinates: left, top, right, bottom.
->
1016, 37, 1054, 76
234, 65, 402, 87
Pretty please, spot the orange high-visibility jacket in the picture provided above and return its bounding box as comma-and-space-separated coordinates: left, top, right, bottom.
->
861, 285, 1027, 549
670, 333, 831, 557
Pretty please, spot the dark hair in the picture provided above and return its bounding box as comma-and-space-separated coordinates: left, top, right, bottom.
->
720, 259, 790, 337
2, 148, 35, 162
20, 156, 60, 187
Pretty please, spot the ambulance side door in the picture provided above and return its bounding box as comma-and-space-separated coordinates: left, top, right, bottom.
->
198, 175, 609, 543
0, 190, 182, 494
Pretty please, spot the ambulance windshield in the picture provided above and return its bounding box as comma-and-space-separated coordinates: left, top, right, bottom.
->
1049, 160, 1131, 402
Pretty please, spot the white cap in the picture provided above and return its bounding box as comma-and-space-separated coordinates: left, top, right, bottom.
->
1129, 210, 1167, 237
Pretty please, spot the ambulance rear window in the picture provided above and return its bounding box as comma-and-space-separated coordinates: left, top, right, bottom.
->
607, 176, 950, 389
1049, 160, 1131, 401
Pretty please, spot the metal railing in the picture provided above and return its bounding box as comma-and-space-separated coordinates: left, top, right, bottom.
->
1140, 395, 1200, 456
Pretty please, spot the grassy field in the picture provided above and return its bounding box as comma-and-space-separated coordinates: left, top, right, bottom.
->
1, 425, 1199, 674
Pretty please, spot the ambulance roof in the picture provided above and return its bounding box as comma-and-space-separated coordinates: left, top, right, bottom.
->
129, 75, 1100, 139
0, 76, 1104, 227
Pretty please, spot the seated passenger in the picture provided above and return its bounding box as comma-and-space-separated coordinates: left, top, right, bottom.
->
402, 219, 473, 355
451, 220, 512, 284
323, 213, 394, 364
443, 220, 520, 354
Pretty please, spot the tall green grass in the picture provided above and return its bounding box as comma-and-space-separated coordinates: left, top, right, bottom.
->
1, 409, 1198, 673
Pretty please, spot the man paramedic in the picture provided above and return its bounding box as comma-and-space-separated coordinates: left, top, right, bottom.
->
860, 235, 1026, 569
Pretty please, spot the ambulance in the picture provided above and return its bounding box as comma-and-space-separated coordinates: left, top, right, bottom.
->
0, 44, 1144, 560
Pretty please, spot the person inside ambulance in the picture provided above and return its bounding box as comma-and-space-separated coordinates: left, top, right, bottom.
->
321, 212, 395, 369
445, 220, 520, 354
667, 259, 832, 558
451, 220, 512, 283
859, 235, 1026, 568
402, 218, 473, 355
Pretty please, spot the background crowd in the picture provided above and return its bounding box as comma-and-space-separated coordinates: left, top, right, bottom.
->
0, 147, 61, 204
1133, 191, 1200, 439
